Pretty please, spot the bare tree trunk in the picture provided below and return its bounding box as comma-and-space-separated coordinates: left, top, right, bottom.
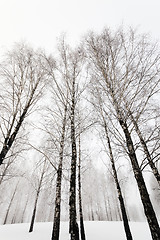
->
103, 191, 110, 221
104, 123, 133, 240
11, 194, 22, 224
118, 117, 160, 240
78, 135, 86, 240
3, 183, 18, 224
51, 105, 67, 240
117, 202, 122, 221
21, 195, 29, 223
29, 159, 45, 233
130, 112, 160, 186
69, 78, 79, 240
29, 188, 40, 232
0, 80, 39, 166
107, 197, 113, 221
90, 199, 94, 221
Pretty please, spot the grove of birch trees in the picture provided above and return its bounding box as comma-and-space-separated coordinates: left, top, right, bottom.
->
0, 27, 160, 240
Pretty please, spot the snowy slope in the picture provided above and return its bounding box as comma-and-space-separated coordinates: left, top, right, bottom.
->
0, 221, 152, 240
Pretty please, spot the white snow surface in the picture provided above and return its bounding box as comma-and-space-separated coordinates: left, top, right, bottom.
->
0, 221, 152, 240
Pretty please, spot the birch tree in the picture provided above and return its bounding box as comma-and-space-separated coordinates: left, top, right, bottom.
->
29, 157, 52, 232
45, 54, 70, 240
3, 182, 19, 224
0, 43, 49, 166
85, 27, 160, 240
104, 123, 133, 240
56, 39, 85, 240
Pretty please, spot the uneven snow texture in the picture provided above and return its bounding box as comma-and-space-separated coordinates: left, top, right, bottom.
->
0, 221, 152, 240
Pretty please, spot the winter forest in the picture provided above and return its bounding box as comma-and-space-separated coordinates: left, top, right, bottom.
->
0, 27, 160, 240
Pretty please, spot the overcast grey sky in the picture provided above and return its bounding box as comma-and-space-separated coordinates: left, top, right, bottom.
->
0, 0, 160, 51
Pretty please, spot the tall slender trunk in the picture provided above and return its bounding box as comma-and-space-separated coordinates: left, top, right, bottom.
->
108, 198, 113, 221
90, 199, 94, 221
130, 112, 160, 186
103, 191, 110, 221
21, 195, 29, 223
11, 194, 22, 224
104, 123, 133, 240
29, 188, 40, 232
51, 105, 67, 240
118, 117, 160, 240
78, 135, 86, 240
3, 183, 18, 225
117, 202, 122, 221
69, 78, 79, 240
29, 159, 45, 233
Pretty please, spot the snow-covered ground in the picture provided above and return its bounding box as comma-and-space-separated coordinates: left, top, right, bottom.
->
0, 221, 152, 240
